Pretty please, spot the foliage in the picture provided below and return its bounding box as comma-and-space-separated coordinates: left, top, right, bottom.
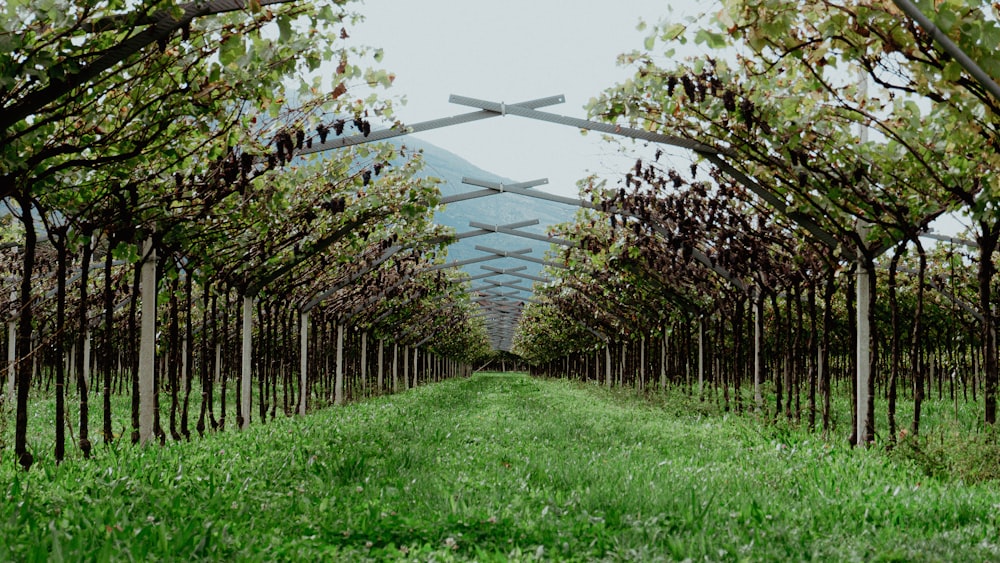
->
893, 426, 1000, 485
0, 0, 492, 470
3, 373, 1000, 561
516, 0, 1000, 435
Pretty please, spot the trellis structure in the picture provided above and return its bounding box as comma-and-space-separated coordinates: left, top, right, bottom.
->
4, 0, 998, 466
379, 91, 985, 443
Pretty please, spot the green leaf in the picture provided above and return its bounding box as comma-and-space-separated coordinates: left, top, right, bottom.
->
317, 4, 335, 22
935, 7, 957, 33
942, 60, 963, 82
219, 35, 244, 67
661, 23, 686, 41
694, 29, 727, 49
277, 15, 292, 42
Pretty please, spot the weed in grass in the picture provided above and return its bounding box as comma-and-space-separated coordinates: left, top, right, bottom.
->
892, 424, 1000, 484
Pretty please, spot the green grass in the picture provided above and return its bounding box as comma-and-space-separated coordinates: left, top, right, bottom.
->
0, 374, 374, 463
2, 372, 1000, 561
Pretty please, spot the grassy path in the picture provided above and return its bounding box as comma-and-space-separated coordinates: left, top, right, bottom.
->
2, 373, 1000, 561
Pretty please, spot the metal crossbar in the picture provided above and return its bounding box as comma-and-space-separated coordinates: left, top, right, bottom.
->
440, 178, 549, 204
298, 96, 565, 154
449, 95, 721, 154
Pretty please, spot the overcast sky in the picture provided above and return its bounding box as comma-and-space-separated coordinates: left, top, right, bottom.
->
346, 0, 968, 237
349, 0, 707, 199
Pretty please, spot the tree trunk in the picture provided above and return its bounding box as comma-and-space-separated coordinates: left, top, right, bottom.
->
137, 237, 157, 445
732, 298, 745, 413
168, 275, 181, 441
77, 229, 93, 458
856, 253, 876, 446
887, 243, 905, 445
334, 323, 344, 405
53, 228, 68, 464
846, 268, 858, 445
978, 220, 1000, 425
770, 292, 782, 417
794, 283, 804, 422
181, 273, 193, 439
785, 287, 794, 421
197, 283, 210, 437
299, 310, 309, 415
128, 256, 141, 444
102, 236, 115, 444
14, 193, 36, 470
754, 289, 764, 412
256, 299, 267, 423
911, 238, 927, 436
219, 292, 228, 431
806, 283, 818, 431
240, 294, 253, 429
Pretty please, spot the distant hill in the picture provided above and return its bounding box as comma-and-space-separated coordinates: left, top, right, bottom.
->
399, 138, 575, 289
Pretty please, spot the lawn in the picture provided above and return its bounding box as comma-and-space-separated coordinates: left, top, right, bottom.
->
1, 372, 999, 561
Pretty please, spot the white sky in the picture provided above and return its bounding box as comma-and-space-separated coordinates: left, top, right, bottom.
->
346, 0, 969, 237
349, 0, 708, 199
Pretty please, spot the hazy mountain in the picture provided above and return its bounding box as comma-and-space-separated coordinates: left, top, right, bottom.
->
400, 138, 576, 287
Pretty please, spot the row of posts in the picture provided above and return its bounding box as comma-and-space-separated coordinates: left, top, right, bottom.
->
535, 256, 873, 444
2, 237, 876, 444
1, 238, 473, 445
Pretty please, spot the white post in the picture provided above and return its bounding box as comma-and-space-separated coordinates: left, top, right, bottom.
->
138, 237, 157, 445
857, 225, 873, 445
660, 328, 667, 390
639, 337, 646, 391
403, 346, 410, 390
392, 342, 399, 393
240, 295, 253, 430
360, 331, 368, 394
605, 345, 612, 388
377, 339, 384, 393
619, 342, 626, 387
698, 316, 705, 399
856, 69, 873, 446
754, 291, 764, 411
180, 336, 187, 400
335, 323, 344, 405
299, 311, 309, 415
817, 336, 826, 415
214, 342, 222, 384
412, 347, 418, 388
5, 321, 15, 406
83, 330, 91, 394
69, 343, 76, 394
